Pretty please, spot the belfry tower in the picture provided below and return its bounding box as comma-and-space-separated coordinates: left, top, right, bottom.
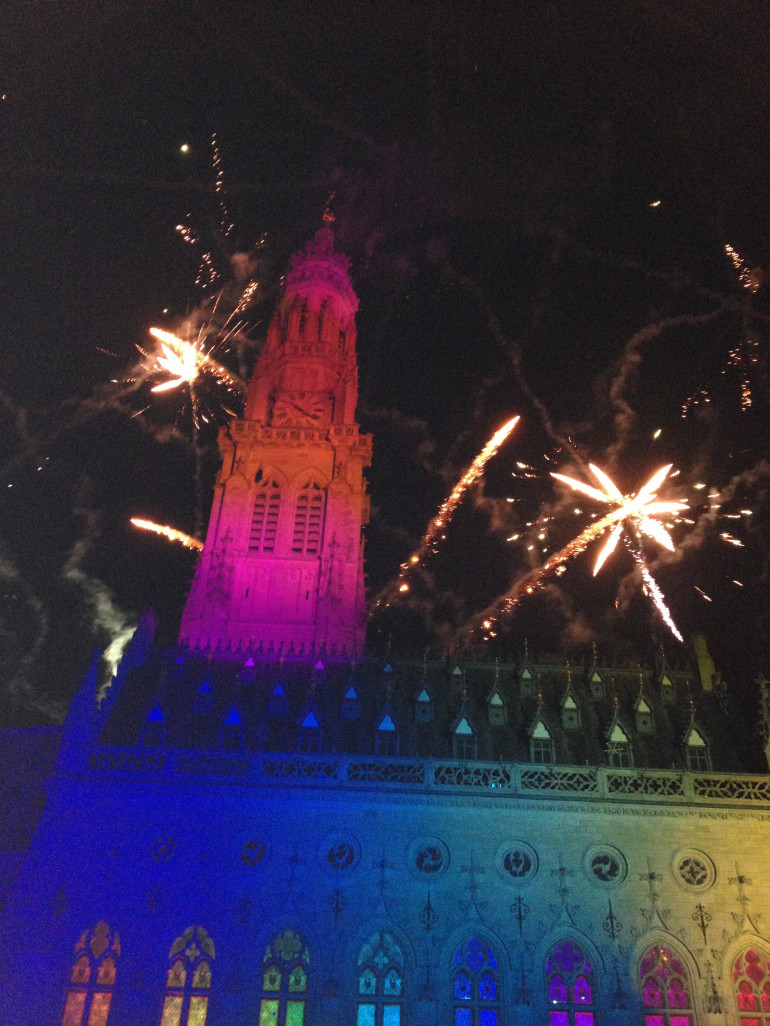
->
179, 220, 371, 656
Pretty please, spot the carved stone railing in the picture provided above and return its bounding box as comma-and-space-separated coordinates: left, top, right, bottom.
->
79, 747, 770, 809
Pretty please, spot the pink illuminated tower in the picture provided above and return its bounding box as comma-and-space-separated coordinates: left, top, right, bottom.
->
179, 219, 371, 656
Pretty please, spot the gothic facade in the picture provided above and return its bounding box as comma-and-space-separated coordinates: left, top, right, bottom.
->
1, 227, 770, 1026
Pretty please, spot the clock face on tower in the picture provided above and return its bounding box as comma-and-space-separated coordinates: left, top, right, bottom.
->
272, 392, 327, 427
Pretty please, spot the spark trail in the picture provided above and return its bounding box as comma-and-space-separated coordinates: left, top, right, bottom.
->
378, 416, 520, 605
130, 518, 204, 551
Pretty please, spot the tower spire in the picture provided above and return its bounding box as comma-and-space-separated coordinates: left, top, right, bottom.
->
179, 225, 372, 658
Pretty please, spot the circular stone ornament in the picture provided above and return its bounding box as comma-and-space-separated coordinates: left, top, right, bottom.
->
583, 844, 627, 887
319, 833, 361, 874
408, 837, 450, 878
496, 841, 539, 884
672, 848, 716, 892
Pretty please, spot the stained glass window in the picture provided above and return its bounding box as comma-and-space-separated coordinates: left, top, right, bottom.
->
451, 936, 500, 1026
291, 483, 325, 556
734, 948, 770, 1024
250, 481, 281, 552
61, 922, 120, 1026
259, 929, 310, 1026
160, 927, 215, 1026
639, 945, 693, 1026
546, 939, 595, 1026
356, 931, 404, 1026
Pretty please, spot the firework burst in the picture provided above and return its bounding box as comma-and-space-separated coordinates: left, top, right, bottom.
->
472, 463, 688, 643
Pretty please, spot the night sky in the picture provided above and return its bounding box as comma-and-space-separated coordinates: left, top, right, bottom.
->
2, 2, 769, 724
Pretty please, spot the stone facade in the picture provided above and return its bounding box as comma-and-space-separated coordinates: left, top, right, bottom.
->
1, 228, 769, 1026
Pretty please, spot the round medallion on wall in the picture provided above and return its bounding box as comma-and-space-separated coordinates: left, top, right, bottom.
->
583, 844, 627, 887
319, 834, 361, 874
408, 837, 450, 879
240, 839, 270, 867
496, 841, 538, 884
672, 849, 716, 892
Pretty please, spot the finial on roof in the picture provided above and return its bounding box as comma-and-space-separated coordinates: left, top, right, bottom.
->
565, 660, 571, 684
494, 656, 500, 681
323, 191, 336, 227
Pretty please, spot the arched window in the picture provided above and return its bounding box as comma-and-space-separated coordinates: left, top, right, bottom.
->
250, 481, 281, 553
142, 705, 165, 746
375, 714, 398, 757
291, 483, 325, 556
453, 717, 476, 760
160, 926, 214, 1026
356, 930, 404, 1026
487, 690, 506, 727
733, 948, 770, 1024
530, 719, 554, 764
221, 709, 243, 750
259, 928, 310, 1026
545, 938, 595, 1026
451, 935, 500, 1026
606, 723, 632, 768
684, 726, 711, 771
639, 944, 694, 1026
297, 710, 322, 753
62, 922, 120, 1026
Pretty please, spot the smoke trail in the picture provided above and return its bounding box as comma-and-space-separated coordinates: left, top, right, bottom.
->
63, 484, 137, 693
0, 546, 57, 718
604, 304, 730, 462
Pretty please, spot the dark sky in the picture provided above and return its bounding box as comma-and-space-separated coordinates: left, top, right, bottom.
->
1, 1, 769, 723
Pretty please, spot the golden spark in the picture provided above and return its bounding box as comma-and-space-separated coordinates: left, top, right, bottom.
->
130, 518, 203, 551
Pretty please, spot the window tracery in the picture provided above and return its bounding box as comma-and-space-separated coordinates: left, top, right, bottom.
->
356, 930, 404, 1026
62, 922, 120, 1026
545, 938, 595, 1026
160, 927, 214, 1026
259, 928, 309, 1026
733, 948, 770, 1025
451, 935, 500, 1026
250, 481, 281, 552
639, 944, 693, 1026
291, 483, 325, 556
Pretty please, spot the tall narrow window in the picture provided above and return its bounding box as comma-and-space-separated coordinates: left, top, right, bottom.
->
530, 720, 553, 764
221, 709, 243, 750
141, 705, 165, 746
250, 481, 281, 553
640, 945, 693, 1026
684, 726, 711, 771
62, 922, 120, 1026
545, 939, 595, 1026
298, 298, 308, 334
259, 928, 310, 1026
291, 483, 325, 556
160, 927, 214, 1026
606, 723, 632, 768
375, 714, 398, 757
297, 710, 322, 753
451, 935, 500, 1026
733, 948, 770, 1025
453, 717, 476, 760
356, 931, 404, 1026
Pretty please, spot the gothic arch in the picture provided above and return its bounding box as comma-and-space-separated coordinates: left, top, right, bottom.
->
287, 467, 330, 492
722, 934, 770, 1021
533, 924, 606, 979
344, 919, 417, 978
633, 932, 701, 1026
256, 923, 317, 1026
440, 922, 512, 977
344, 921, 416, 1026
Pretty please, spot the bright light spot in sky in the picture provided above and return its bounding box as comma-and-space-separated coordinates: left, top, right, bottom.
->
653, 428, 662, 439
650, 200, 661, 207
180, 143, 190, 153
